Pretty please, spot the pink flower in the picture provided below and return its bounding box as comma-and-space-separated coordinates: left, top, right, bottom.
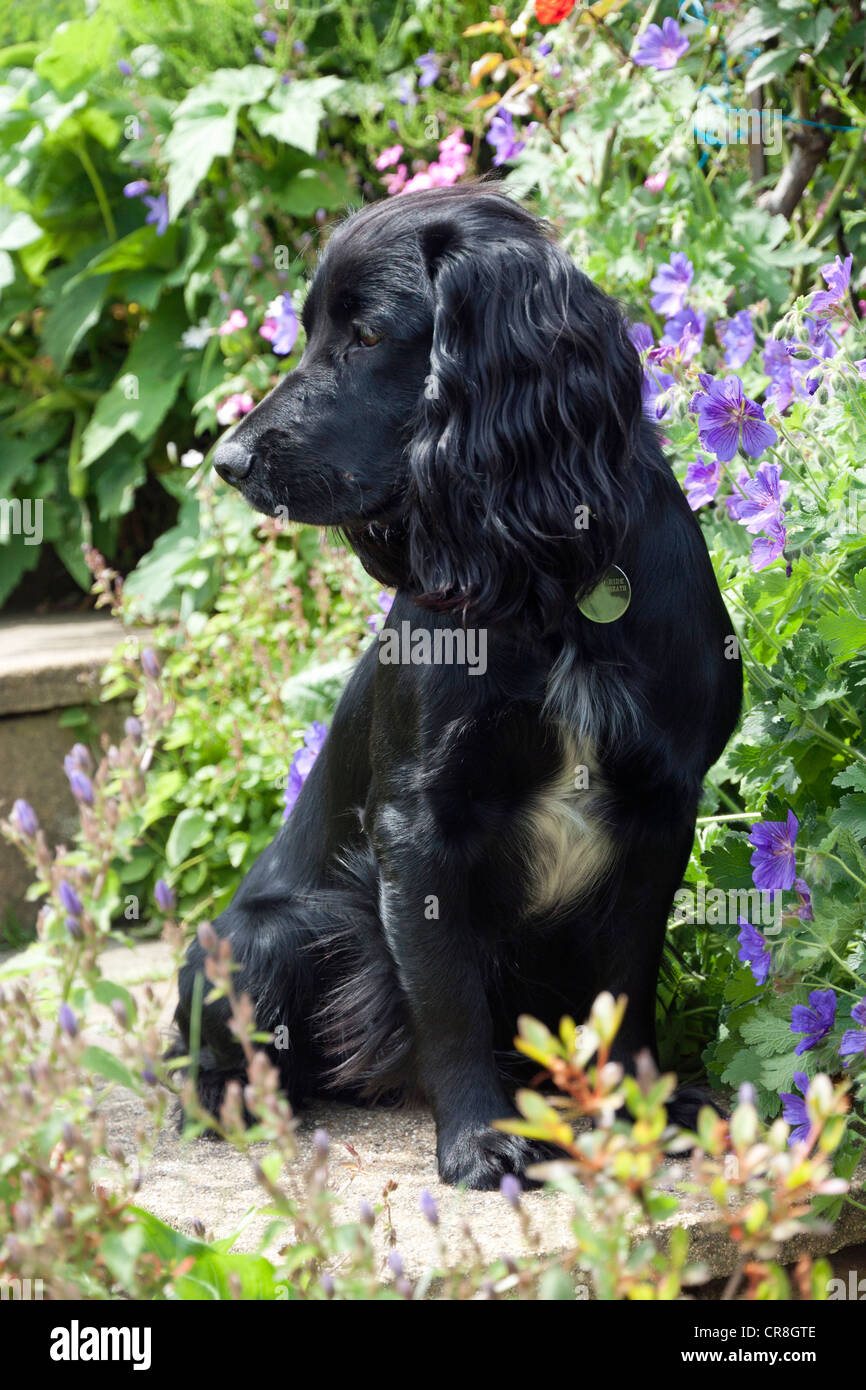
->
216, 391, 255, 426
401, 169, 436, 194
644, 170, 669, 193
384, 164, 408, 195
376, 144, 404, 171
217, 309, 248, 337
394, 129, 471, 197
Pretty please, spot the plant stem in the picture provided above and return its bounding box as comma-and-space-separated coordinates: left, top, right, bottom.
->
796, 130, 865, 250
75, 140, 116, 242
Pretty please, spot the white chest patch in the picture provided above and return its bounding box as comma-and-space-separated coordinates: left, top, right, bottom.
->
520, 734, 616, 917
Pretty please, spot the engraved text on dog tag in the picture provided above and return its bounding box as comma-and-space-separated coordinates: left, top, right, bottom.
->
577, 565, 631, 623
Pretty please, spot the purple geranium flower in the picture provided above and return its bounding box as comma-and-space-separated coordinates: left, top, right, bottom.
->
123, 179, 150, 199
486, 108, 526, 166
749, 518, 787, 572
12, 799, 38, 837
629, 322, 674, 419
65, 743, 92, 774
117, 59, 133, 77
720, 310, 754, 369
58, 880, 83, 918
649, 252, 693, 317
141, 648, 161, 679
763, 337, 820, 413
367, 590, 394, 635
397, 75, 417, 106
644, 367, 675, 418
684, 453, 721, 510
839, 999, 866, 1061
143, 192, 169, 237
809, 253, 853, 317
500, 1172, 522, 1208
154, 878, 176, 913
690, 374, 778, 462
749, 810, 798, 891
780, 1072, 812, 1145
419, 1189, 439, 1225
283, 721, 328, 819
629, 322, 653, 354
259, 294, 299, 356
416, 51, 440, 88
633, 18, 689, 71
733, 461, 790, 535
261, 29, 278, 46
662, 306, 705, 364
67, 770, 94, 806
806, 314, 838, 361
59, 1003, 78, 1038
791, 988, 837, 1055
793, 876, 814, 922
737, 917, 772, 986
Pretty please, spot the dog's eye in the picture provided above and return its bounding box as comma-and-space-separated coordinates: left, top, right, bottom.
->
355, 324, 383, 348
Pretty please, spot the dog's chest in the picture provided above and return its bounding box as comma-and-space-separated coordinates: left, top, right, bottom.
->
518, 734, 614, 917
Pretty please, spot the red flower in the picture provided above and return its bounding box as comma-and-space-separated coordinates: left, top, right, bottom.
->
535, 0, 576, 23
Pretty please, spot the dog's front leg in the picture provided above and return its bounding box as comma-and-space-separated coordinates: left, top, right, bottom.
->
374, 852, 543, 1190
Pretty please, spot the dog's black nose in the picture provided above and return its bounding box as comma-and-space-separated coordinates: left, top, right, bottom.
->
213, 439, 253, 483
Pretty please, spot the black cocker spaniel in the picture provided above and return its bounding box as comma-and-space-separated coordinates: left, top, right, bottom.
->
174, 184, 742, 1189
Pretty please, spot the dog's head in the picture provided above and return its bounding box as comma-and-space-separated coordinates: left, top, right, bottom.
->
214, 184, 645, 630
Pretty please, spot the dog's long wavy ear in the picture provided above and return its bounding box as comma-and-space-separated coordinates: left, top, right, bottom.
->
408, 215, 645, 631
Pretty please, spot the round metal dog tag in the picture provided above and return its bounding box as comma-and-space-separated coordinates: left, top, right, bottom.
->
577, 565, 631, 623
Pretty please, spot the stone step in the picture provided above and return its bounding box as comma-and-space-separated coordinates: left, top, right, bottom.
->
0, 613, 130, 925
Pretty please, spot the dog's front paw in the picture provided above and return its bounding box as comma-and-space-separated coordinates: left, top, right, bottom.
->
437, 1125, 555, 1190
666, 1084, 725, 1132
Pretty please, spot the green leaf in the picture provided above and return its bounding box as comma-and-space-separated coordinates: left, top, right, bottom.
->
35, 16, 117, 93
79, 295, 187, 467
539, 1268, 576, 1300
166, 808, 210, 867
250, 76, 343, 155
836, 794, 866, 842
99, 1225, 146, 1290
0, 538, 39, 605
126, 1207, 278, 1300
80, 1045, 138, 1091
164, 112, 237, 221
174, 66, 276, 116
92, 446, 147, 520
54, 528, 91, 588
745, 47, 799, 89
73, 224, 180, 281
277, 163, 352, 218
0, 206, 42, 252
700, 832, 754, 891
740, 1013, 797, 1057
816, 609, 866, 662
41, 274, 106, 370
834, 765, 866, 793
92, 979, 138, 1024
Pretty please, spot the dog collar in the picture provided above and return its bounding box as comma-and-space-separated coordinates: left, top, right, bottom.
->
577, 565, 631, 623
